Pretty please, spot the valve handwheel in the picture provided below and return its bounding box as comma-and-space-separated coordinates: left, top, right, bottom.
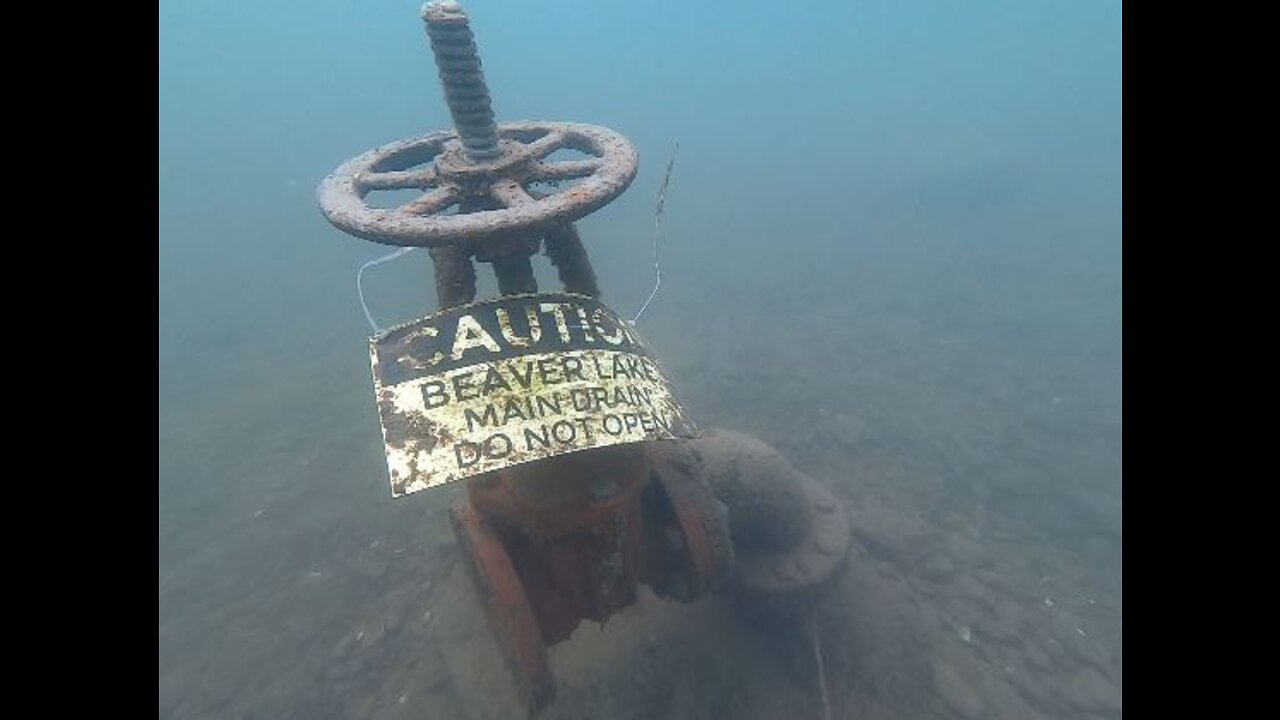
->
318, 121, 638, 247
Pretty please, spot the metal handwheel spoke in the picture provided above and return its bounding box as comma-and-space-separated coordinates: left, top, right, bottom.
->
357, 166, 439, 191
528, 158, 603, 182
490, 178, 536, 208
318, 122, 637, 247
402, 184, 461, 215
519, 130, 567, 160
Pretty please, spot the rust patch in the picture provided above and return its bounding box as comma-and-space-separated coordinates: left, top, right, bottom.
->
318, 122, 638, 248
451, 500, 555, 713
369, 294, 696, 497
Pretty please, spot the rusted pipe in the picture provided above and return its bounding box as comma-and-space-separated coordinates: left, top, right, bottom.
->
428, 244, 477, 308
543, 222, 601, 298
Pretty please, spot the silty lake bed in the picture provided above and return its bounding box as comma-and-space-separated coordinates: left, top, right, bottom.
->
160, 1, 1120, 718
159, 225, 1120, 719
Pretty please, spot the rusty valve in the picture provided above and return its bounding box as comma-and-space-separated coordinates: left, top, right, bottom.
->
317, 122, 638, 247
315, 4, 851, 717
317, 2, 638, 249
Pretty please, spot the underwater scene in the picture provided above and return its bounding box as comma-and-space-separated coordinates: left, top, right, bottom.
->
159, 1, 1121, 718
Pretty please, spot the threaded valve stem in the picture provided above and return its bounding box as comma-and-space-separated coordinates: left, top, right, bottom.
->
422, 1, 502, 162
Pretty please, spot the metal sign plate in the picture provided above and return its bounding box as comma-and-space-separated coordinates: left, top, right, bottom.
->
369, 293, 697, 496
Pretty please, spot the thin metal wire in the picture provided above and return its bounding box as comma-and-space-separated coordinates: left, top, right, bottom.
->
357, 246, 417, 334
811, 618, 834, 720
631, 139, 679, 325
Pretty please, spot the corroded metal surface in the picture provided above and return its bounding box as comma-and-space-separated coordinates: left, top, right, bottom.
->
730, 470, 850, 603
450, 442, 732, 711
428, 243, 476, 308
370, 294, 696, 496
646, 440, 736, 601
451, 499, 555, 714
317, 122, 638, 247
320, 5, 855, 716
681, 430, 851, 619
422, 1, 501, 161
485, 446, 651, 644
542, 222, 600, 298
469, 444, 651, 542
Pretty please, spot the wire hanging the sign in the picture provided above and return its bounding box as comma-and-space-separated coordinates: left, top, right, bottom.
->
357, 246, 418, 335
631, 139, 679, 326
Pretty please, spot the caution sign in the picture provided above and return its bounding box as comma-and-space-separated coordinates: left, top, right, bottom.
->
369, 293, 697, 496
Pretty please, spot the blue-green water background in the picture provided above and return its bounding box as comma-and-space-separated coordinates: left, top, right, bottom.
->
160, 1, 1121, 718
